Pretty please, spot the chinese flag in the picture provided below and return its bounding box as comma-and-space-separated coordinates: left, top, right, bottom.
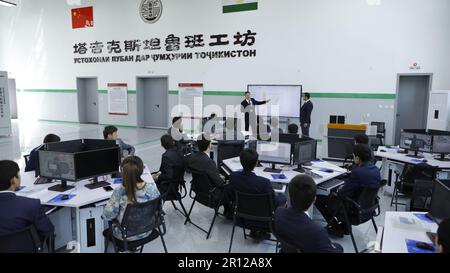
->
72, 7, 94, 29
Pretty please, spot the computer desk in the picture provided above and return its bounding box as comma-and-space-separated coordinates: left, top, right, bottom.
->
16, 165, 155, 253
375, 146, 450, 192
381, 211, 438, 253
221, 157, 348, 215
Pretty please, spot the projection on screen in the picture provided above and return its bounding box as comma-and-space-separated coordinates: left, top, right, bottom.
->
248, 85, 302, 118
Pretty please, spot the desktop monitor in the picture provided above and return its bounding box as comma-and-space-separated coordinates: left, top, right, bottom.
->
399, 130, 433, 157
279, 134, 301, 144
75, 147, 121, 186
216, 140, 245, 168
432, 135, 450, 160
427, 180, 450, 224
38, 151, 77, 192
257, 141, 291, 173
293, 140, 318, 173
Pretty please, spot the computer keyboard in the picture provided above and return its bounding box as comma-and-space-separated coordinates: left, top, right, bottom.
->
318, 179, 345, 191
272, 183, 285, 191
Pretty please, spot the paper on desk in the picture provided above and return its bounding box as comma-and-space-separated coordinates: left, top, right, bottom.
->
414, 213, 434, 224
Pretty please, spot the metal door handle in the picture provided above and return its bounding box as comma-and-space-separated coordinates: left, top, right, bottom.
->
93, 102, 97, 106
156, 104, 160, 108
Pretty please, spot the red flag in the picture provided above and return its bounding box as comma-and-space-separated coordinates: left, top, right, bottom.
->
71, 7, 94, 29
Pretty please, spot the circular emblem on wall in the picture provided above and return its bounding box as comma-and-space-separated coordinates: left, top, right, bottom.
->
140, 0, 163, 24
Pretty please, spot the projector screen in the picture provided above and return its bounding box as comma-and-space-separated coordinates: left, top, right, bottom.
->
248, 85, 302, 118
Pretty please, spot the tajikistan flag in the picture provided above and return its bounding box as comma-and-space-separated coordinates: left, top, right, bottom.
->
223, 0, 258, 13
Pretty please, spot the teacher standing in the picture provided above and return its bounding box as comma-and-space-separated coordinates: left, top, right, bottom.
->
241, 91, 270, 132
300, 93, 314, 137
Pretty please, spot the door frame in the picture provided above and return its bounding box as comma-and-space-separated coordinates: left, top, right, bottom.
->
136, 75, 169, 129
393, 73, 433, 144
77, 76, 99, 124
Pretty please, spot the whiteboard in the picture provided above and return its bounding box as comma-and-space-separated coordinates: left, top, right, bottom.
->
248, 85, 302, 117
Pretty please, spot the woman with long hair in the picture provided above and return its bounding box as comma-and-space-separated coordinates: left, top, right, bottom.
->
102, 156, 160, 241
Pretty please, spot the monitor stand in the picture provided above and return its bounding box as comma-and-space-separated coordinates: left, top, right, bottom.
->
85, 177, 111, 190
264, 163, 282, 173
293, 166, 306, 173
436, 154, 450, 162
48, 180, 75, 192
406, 150, 424, 159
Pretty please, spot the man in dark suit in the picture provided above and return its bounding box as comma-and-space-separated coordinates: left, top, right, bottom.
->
153, 135, 186, 196
300, 93, 314, 137
228, 149, 287, 240
274, 175, 343, 253
241, 91, 270, 132
188, 134, 227, 205
315, 144, 381, 237
25, 134, 61, 172
0, 160, 54, 240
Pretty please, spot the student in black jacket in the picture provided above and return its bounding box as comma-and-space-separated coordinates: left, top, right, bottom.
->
0, 160, 54, 240
188, 134, 226, 201
437, 218, 450, 253
315, 144, 381, 237
228, 149, 287, 240
25, 134, 61, 172
300, 93, 314, 137
153, 135, 185, 196
274, 175, 343, 253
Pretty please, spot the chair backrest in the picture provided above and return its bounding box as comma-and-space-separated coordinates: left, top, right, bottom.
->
234, 191, 274, 222
217, 140, 245, 167
0, 226, 42, 253
121, 197, 163, 238
189, 169, 219, 207
356, 186, 381, 211
370, 122, 386, 134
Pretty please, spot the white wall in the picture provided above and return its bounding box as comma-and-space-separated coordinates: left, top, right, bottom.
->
1, 0, 450, 139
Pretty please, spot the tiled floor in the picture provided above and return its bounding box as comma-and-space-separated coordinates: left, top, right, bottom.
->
0, 120, 404, 253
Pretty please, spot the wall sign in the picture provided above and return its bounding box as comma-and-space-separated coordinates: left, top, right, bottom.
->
73, 30, 257, 64
107, 83, 128, 115
178, 83, 204, 133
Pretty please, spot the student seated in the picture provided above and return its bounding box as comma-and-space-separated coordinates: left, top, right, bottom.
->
102, 156, 160, 241
0, 160, 54, 240
25, 134, 61, 172
437, 218, 450, 253
103, 126, 135, 158
188, 134, 229, 213
152, 135, 186, 196
315, 144, 381, 237
287, 124, 299, 135
228, 149, 287, 240
274, 175, 343, 253
343, 134, 375, 169
168, 116, 186, 142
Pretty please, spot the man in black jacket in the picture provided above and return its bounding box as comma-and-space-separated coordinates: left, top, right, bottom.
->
300, 93, 314, 137
0, 160, 55, 241
275, 175, 343, 253
153, 135, 186, 196
241, 91, 270, 132
188, 134, 227, 204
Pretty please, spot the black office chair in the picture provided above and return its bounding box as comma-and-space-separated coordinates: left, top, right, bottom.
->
0, 226, 43, 253
371, 122, 386, 147
390, 164, 437, 211
216, 140, 245, 170
184, 169, 226, 239
228, 191, 278, 253
330, 184, 385, 253
103, 197, 168, 253
272, 235, 301, 253
158, 164, 189, 218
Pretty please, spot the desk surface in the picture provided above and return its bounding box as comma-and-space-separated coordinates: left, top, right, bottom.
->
16, 166, 155, 208
222, 157, 347, 190
382, 211, 438, 253
375, 146, 450, 169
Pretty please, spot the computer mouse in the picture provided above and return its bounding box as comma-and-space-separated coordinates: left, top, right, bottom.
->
380, 149, 387, 152
61, 194, 70, 200
415, 242, 434, 251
